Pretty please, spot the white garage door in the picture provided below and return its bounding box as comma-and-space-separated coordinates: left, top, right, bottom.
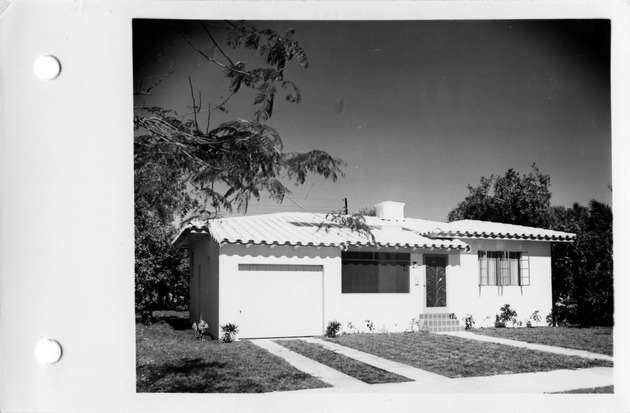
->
234, 264, 323, 338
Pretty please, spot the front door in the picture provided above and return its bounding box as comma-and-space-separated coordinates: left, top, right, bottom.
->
424, 255, 447, 308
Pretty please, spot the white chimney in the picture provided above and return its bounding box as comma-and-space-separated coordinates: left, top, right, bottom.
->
374, 201, 405, 221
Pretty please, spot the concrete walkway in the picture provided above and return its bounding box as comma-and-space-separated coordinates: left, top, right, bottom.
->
249, 336, 613, 393
249, 339, 368, 388
438, 331, 614, 362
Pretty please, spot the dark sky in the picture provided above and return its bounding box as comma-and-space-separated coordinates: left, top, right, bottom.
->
134, 19, 611, 221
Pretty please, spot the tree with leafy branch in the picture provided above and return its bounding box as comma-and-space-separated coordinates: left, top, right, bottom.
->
447, 164, 553, 229
357, 206, 377, 216
134, 21, 346, 320
447, 166, 613, 326
550, 199, 613, 326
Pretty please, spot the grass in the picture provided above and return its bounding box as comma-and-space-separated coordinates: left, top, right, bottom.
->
136, 311, 330, 393
275, 339, 412, 384
328, 332, 613, 378
470, 326, 613, 356
552, 385, 614, 394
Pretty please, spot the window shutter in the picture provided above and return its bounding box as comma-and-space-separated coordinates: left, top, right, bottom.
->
478, 251, 487, 285
520, 252, 530, 286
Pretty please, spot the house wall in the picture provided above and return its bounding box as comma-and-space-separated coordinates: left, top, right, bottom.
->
216, 245, 446, 336
327, 248, 462, 333
201, 239, 553, 338
216, 245, 471, 336
447, 239, 552, 327
188, 235, 220, 339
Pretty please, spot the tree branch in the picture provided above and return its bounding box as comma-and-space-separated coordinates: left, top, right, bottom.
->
188, 77, 199, 130
213, 90, 236, 112
179, 32, 250, 77
198, 20, 236, 66
134, 68, 175, 96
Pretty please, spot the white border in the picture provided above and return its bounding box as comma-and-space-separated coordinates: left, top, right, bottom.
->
1, 1, 628, 412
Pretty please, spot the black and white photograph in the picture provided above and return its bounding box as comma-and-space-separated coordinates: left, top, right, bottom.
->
1, 2, 628, 412
134, 19, 613, 394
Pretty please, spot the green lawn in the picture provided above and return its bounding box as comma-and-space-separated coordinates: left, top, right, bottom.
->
136, 312, 329, 393
276, 339, 412, 384
470, 326, 613, 356
328, 332, 612, 378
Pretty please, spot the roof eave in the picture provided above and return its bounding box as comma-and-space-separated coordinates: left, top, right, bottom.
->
218, 240, 470, 252
424, 232, 576, 243
171, 226, 209, 249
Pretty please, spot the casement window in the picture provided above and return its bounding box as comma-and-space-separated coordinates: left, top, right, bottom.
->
341, 251, 410, 293
478, 251, 530, 286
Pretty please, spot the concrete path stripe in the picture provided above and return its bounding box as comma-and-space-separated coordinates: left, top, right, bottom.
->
287, 367, 614, 394
450, 367, 613, 393
303, 337, 449, 384
439, 331, 614, 362
249, 339, 367, 388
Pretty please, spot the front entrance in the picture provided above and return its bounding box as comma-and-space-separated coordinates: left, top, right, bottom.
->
424, 255, 447, 308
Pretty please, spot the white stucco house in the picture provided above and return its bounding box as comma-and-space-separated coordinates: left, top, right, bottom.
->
173, 201, 575, 339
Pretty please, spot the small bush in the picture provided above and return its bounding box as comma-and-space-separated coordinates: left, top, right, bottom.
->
346, 322, 359, 334
192, 316, 209, 340
325, 320, 341, 338
494, 315, 506, 328
527, 310, 541, 327
554, 296, 579, 326
463, 314, 475, 330
407, 318, 425, 333
365, 319, 375, 333
530, 310, 541, 323
546, 310, 555, 326
220, 323, 239, 343
497, 304, 518, 326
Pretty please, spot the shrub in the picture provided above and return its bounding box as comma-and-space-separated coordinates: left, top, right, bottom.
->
497, 304, 518, 326
407, 318, 425, 333
546, 310, 555, 326
347, 322, 359, 334
463, 314, 475, 330
530, 310, 542, 323
554, 296, 579, 326
346, 322, 359, 334
325, 320, 341, 338
527, 310, 541, 327
365, 319, 375, 333
220, 323, 239, 343
192, 316, 209, 340
494, 315, 506, 328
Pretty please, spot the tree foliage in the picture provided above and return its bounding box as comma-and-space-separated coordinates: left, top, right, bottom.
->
550, 200, 613, 326
447, 164, 552, 228
357, 206, 377, 216
447, 167, 613, 326
134, 21, 345, 319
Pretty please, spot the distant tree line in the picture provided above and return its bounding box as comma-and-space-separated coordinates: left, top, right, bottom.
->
448, 165, 613, 326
